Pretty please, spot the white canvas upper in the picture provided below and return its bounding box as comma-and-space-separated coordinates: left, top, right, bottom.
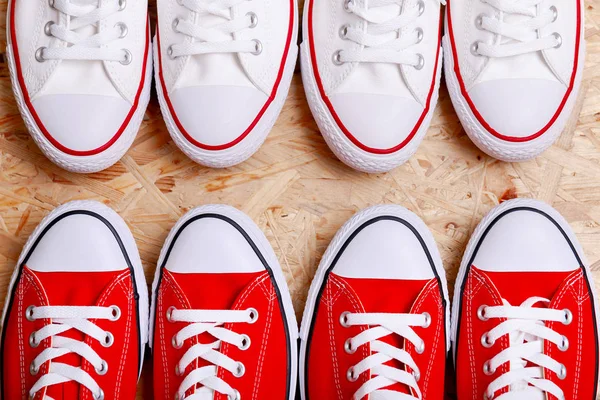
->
7, 0, 152, 173
444, 0, 585, 161
301, 0, 443, 173
155, 0, 298, 168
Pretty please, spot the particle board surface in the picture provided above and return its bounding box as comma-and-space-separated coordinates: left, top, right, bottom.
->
0, 0, 600, 399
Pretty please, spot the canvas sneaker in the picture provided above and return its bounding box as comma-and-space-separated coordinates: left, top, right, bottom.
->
444, 0, 585, 162
452, 199, 600, 399
154, 0, 298, 168
0, 200, 149, 399
299, 205, 450, 399
7, 0, 152, 173
150, 204, 298, 399
301, 0, 444, 173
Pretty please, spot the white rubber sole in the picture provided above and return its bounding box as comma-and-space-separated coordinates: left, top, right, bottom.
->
5, 24, 153, 174
149, 204, 298, 400
442, 33, 586, 162
450, 198, 600, 397
298, 204, 450, 400
0, 200, 150, 377
154, 17, 299, 169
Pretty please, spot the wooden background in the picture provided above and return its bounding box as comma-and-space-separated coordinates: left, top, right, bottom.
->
0, 0, 600, 398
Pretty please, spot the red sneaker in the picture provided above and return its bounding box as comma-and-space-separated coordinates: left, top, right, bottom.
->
452, 199, 600, 400
151, 205, 297, 400
1, 201, 149, 400
299, 205, 449, 400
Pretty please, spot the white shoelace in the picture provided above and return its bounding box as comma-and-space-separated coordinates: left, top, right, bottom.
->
479, 297, 572, 400
168, 0, 261, 59
341, 311, 431, 400
335, 0, 445, 68
25, 304, 121, 400
38, 0, 131, 64
473, 0, 561, 58
167, 307, 259, 400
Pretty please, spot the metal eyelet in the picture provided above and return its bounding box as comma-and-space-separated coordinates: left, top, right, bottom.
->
120, 49, 132, 65
557, 363, 567, 380
477, 305, 489, 321
118, 0, 127, 11
475, 14, 485, 30
339, 311, 351, 327
48, 0, 55, 7
239, 334, 251, 350
96, 360, 108, 375
483, 360, 495, 376
94, 389, 105, 400
167, 45, 176, 59
35, 47, 47, 62
44, 21, 55, 36
339, 25, 349, 39
346, 367, 358, 382
109, 305, 121, 321
172, 18, 180, 32
175, 364, 184, 376
481, 333, 494, 348
332, 50, 344, 66
415, 27, 423, 43
228, 390, 241, 400
248, 308, 259, 323
344, 338, 356, 354
29, 332, 40, 348
470, 41, 481, 56
233, 362, 246, 378
412, 369, 421, 381
166, 306, 176, 322
417, 0, 425, 16
562, 309, 573, 325
115, 22, 128, 38
414, 53, 424, 70
552, 32, 562, 49
251, 40, 262, 55
172, 335, 183, 349
483, 392, 495, 400
102, 332, 114, 347
550, 5, 558, 22
247, 12, 258, 28
30, 362, 39, 375
343, 0, 354, 12
26, 305, 36, 321
415, 340, 425, 354
421, 312, 431, 328
558, 335, 569, 351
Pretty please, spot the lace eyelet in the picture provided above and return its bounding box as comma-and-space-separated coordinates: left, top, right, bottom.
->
339, 311, 351, 327
233, 362, 246, 378
115, 22, 128, 38
471, 41, 481, 56
166, 306, 176, 322
251, 40, 262, 55
343, 0, 354, 12
562, 309, 573, 325
483, 360, 495, 376
412, 369, 420, 381
475, 14, 486, 30
120, 49, 132, 65
247, 12, 258, 28
344, 338, 356, 354
415, 340, 425, 354
414, 53, 424, 70
228, 390, 241, 400
481, 333, 494, 348
477, 305, 489, 321
109, 305, 121, 321
118, 0, 127, 11
26, 305, 36, 321
483, 392, 495, 400
347, 366, 358, 382
96, 360, 108, 375
30, 362, 39, 375
172, 335, 183, 349
550, 5, 558, 22
29, 332, 40, 348
239, 334, 251, 350
552, 32, 562, 49
558, 335, 569, 352
421, 312, 431, 328
415, 27, 423, 43
557, 363, 567, 380
175, 364, 184, 376
48, 0, 55, 8
167, 45, 176, 59
172, 18, 180, 32
94, 389, 105, 400
102, 332, 114, 347
332, 50, 344, 66
35, 47, 47, 62
247, 308, 259, 323
339, 25, 349, 39
44, 21, 55, 36
417, 0, 425, 16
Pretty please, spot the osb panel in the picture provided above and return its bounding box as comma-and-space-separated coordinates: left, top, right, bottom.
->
0, 0, 599, 398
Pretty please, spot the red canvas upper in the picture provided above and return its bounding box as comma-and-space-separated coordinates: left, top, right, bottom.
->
305, 272, 447, 400
2, 266, 141, 400
455, 265, 599, 400
153, 269, 290, 400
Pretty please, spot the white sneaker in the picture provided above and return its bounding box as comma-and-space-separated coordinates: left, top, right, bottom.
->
7, 0, 153, 173
444, 0, 585, 162
301, 0, 444, 173
154, 0, 299, 168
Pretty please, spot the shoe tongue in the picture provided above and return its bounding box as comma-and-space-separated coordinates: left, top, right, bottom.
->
340, 276, 433, 396
481, 269, 572, 305
30, 268, 125, 399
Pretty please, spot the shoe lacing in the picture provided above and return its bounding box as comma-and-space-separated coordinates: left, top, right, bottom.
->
472, 0, 562, 58
167, 307, 259, 400
478, 297, 572, 400
37, 0, 131, 64
168, 0, 262, 59
334, 0, 445, 69
25, 304, 121, 400
340, 311, 432, 400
